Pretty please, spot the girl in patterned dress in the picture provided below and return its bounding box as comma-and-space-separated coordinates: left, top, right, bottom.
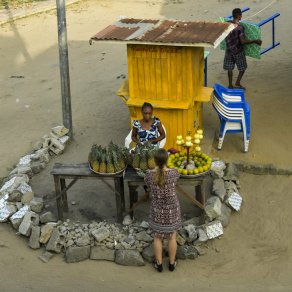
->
131, 102, 165, 146
144, 149, 181, 272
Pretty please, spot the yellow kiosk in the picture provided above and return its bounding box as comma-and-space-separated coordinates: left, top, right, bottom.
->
90, 18, 234, 150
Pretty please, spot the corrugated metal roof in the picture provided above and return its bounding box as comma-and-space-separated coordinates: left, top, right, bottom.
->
90, 18, 235, 48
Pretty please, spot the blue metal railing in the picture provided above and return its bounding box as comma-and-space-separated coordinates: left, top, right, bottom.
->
257, 13, 280, 55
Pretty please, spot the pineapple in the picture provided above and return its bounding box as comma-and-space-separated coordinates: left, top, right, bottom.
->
106, 151, 115, 173
147, 149, 156, 169
99, 151, 107, 173
88, 151, 94, 166
91, 150, 100, 172
88, 144, 96, 165
140, 150, 148, 172
117, 150, 126, 170
122, 147, 132, 166
112, 150, 120, 172
132, 146, 141, 169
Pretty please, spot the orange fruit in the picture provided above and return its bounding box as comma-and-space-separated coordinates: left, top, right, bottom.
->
203, 165, 209, 171
182, 169, 188, 175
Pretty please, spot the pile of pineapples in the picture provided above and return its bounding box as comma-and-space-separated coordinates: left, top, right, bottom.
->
131, 143, 157, 172
88, 142, 131, 174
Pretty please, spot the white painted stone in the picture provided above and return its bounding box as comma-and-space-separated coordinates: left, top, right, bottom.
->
17, 182, 32, 194
58, 135, 69, 144
204, 221, 224, 239
10, 205, 30, 229
0, 177, 16, 194
17, 154, 33, 167
227, 192, 243, 211
0, 198, 17, 222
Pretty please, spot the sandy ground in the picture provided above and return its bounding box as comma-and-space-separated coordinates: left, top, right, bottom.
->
0, 0, 292, 291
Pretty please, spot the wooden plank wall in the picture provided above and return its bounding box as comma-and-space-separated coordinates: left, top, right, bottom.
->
127, 44, 204, 102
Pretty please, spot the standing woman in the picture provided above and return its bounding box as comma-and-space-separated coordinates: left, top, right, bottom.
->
131, 102, 165, 146
144, 149, 181, 272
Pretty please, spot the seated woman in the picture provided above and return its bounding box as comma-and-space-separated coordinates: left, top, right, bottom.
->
131, 102, 165, 146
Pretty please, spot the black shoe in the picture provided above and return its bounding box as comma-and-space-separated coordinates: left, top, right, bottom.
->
168, 261, 177, 272
153, 259, 163, 272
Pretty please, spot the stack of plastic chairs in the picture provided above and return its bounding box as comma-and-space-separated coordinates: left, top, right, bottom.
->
212, 84, 250, 152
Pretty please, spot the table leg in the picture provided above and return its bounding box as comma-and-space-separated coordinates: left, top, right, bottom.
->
129, 185, 138, 219
195, 182, 205, 208
60, 179, 68, 212
114, 177, 123, 223
119, 177, 125, 211
54, 175, 63, 221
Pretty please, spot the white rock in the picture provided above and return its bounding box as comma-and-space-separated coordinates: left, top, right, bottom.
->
0, 177, 17, 194
0, 198, 17, 222
17, 182, 32, 194
10, 205, 30, 229
123, 215, 133, 226
91, 227, 110, 242
18, 211, 39, 237
51, 126, 69, 137
58, 135, 70, 145
17, 154, 33, 167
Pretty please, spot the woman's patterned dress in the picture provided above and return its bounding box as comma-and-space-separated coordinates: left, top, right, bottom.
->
132, 117, 161, 145
144, 168, 182, 238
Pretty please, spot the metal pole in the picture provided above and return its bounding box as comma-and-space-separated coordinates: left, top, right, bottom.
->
56, 0, 73, 138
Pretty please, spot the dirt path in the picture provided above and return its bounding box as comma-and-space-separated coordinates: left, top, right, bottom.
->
1, 0, 292, 291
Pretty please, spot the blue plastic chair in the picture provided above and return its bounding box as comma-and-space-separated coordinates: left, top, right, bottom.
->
212, 84, 250, 152
214, 83, 246, 103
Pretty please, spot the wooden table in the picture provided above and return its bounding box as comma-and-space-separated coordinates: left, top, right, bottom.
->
51, 163, 125, 223
124, 167, 207, 219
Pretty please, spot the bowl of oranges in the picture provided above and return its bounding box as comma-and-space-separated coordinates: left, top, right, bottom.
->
167, 150, 212, 178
